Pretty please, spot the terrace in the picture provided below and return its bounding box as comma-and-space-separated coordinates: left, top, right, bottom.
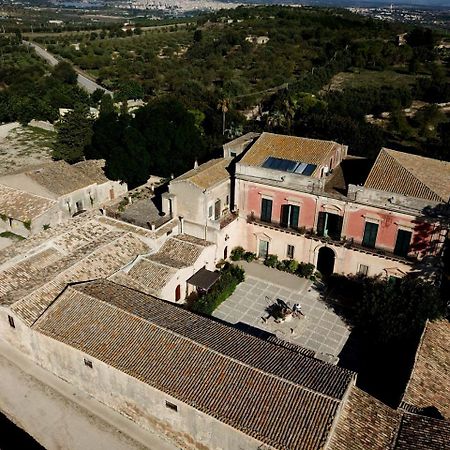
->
213, 261, 351, 363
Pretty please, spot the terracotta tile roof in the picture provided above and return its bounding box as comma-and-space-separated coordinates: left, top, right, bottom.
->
0, 215, 150, 325
35, 279, 356, 450
328, 386, 401, 450
240, 132, 340, 174
172, 158, 231, 190
0, 184, 56, 221
96, 215, 170, 240
148, 234, 212, 268
73, 159, 109, 184
329, 385, 450, 450
0, 159, 111, 199
0, 212, 100, 265
25, 160, 100, 196
110, 257, 178, 296
8, 232, 149, 326
401, 320, 450, 420
394, 413, 450, 450
364, 148, 450, 202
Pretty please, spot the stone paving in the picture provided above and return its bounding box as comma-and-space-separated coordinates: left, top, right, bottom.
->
213, 261, 351, 359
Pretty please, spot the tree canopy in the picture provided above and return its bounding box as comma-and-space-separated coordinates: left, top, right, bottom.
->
53, 105, 94, 163
326, 274, 446, 344
86, 97, 206, 187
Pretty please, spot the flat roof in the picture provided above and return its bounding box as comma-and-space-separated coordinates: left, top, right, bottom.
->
187, 267, 220, 290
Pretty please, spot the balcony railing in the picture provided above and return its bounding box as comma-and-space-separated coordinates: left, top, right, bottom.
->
247, 213, 417, 264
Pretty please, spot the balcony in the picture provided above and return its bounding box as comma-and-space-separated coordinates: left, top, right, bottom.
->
219, 211, 238, 229
247, 213, 417, 264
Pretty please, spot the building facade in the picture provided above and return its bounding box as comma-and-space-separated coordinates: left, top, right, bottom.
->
0, 160, 127, 239
227, 133, 449, 278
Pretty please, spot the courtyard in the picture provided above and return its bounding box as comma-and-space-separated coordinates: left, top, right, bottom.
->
213, 261, 351, 362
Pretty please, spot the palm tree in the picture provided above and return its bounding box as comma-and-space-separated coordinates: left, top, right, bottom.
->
217, 98, 230, 135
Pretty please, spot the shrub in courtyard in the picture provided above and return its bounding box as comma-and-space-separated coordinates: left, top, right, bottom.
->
264, 254, 278, 268
279, 259, 299, 274
296, 262, 315, 278
230, 246, 245, 261
189, 263, 245, 315
243, 251, 257, 262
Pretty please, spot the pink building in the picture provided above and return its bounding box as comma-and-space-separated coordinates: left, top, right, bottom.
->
229, 132, 450, 278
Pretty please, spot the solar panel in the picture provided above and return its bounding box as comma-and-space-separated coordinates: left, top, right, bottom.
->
262, 157, 316, 176
263, 157, 297, 172
302, 164, 317, 176
294, 163, 308, 174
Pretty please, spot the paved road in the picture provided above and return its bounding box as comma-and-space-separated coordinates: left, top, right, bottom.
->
23, 40, 113, 96
0, 339, 178, 450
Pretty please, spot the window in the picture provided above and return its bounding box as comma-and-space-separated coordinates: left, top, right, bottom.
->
287, 244, 295, 259
214, 199, 221, 220
280, 204, 299, 229
8, 315, 15, 328
84, 358, 93, 368
208, 205, 213, 219
225, 195, 229, 206
394, 229, 412, 257
75, 200, 83, 212
358, 264, 369, 276
258, 240, 269, 259
317, 212, 343, 240
260, 198, 272, 223
165, 401, 178, 412
230, 152, 236, 158
362, 222, 378, 248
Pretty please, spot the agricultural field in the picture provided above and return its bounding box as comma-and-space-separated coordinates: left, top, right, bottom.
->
1, 6, 449, 187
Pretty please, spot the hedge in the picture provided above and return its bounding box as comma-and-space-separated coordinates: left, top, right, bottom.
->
189, 263, 245, 315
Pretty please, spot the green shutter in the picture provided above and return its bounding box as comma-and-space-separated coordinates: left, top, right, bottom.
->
261, 198, 272, 223
394, 230, 412, 257
280, 205, 289, 227
317, 212, 326, 236
362, 222, 378, 248
290, 205, 300, 229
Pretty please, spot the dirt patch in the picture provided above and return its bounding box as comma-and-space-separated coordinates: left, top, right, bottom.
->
0, 124, 55, 176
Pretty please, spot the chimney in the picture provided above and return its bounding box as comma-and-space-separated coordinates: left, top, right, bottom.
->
194, 160, 198, 169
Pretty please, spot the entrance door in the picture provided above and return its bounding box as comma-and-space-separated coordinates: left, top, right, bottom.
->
317, 247, 335, 277
223, 246, 228, 260
175, 285, 181, 301
258, 240, 269, 259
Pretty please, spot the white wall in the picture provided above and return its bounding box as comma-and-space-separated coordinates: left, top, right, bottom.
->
0, 308, 265, 450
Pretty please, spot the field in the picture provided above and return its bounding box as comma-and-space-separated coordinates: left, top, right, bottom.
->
0, 123, 55, 176
326, 69, 419, 92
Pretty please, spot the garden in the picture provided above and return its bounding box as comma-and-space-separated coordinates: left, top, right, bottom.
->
186, 263, 245, 315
